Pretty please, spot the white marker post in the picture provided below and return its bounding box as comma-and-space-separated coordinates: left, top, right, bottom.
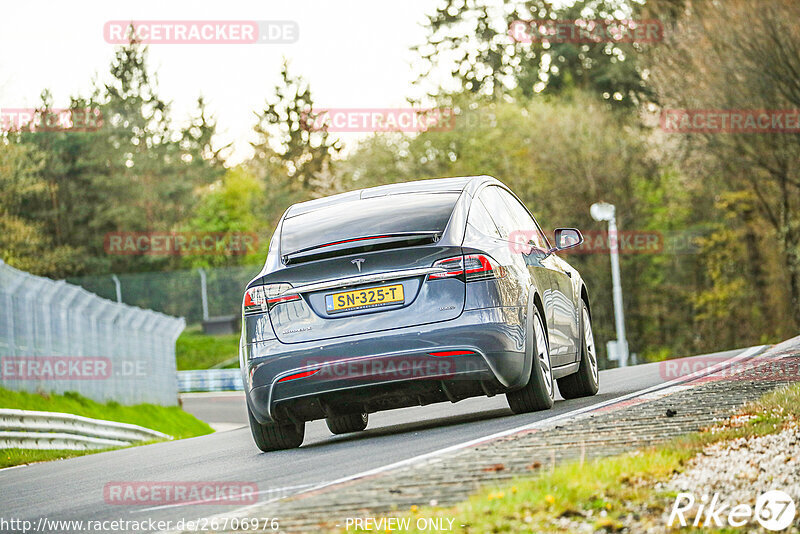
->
591, 202, 629, 367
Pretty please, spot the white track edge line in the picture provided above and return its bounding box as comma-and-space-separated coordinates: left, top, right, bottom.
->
179, 344, 766, 526
272, 345, 766, 494
134, 483, 317, 513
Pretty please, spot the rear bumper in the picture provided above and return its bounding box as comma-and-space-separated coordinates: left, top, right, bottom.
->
242, 306, 526, 423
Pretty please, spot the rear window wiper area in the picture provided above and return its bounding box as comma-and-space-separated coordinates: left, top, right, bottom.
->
281, 232, 440, 265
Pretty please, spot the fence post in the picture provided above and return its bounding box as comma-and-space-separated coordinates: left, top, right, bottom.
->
111, 274, 122, 303
56, 286, 82, 358
40, 280, 67, 357
198, 268, 209, 321
73, 292, 94, 362
3, 267, 29, 357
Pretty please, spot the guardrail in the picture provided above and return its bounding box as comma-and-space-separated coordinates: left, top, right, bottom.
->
0, 409, 170, 450
177, 369, 243, 392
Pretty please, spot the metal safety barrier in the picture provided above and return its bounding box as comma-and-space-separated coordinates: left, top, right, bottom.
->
0, 409, 170, 450
177, 369, 243, 392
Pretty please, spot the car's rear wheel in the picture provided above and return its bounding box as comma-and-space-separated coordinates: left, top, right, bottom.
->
326, 412, 369, 434
247, 404, 304, 451
506, 306, 554, 413
557, 299, 599, 399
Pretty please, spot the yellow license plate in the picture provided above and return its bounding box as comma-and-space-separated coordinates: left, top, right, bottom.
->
326, 284, 405, 313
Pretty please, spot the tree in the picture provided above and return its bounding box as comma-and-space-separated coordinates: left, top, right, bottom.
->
648, 0, 800, 329
8, 89, 116, 275
0, 140, 84, 275
181, 96, 229, 170
251, 60, 341, 189
181, 166, 266, 269
415, 0, 656, 107
689, 191, 777, 349
343, 92, 702, 360
8, 38, 224, 276
100, 40, 218, 236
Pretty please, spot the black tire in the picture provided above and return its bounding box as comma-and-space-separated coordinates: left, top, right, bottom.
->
557, 299, 600, 399
326, 413, 368, 434
506, 305, 554, 414
247, 404, 304, 451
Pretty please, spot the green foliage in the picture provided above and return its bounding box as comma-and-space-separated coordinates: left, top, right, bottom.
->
0, 448, 98, 469
649, 0, 800, 329
343, 92, 707, 360
251, 59, 341, 189
176, 327, 240, 370
5, 40, 224, 277
0, 140, 84, 275
181, 166, 268, 269
415, 0, 655, 107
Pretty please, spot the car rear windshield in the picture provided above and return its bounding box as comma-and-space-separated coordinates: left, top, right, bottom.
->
281, 192, 460, 255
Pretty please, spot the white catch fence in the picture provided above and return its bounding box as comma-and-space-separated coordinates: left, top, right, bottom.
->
0, 260, 185, 405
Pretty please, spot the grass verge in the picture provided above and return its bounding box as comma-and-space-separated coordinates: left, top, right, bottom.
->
176, 324, 239, 370
0, 388, 213, 468
1, 448, 99, 469
349, 382, 800, 533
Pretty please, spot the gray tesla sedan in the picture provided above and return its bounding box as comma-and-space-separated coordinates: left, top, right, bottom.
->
240, 175, 598, 451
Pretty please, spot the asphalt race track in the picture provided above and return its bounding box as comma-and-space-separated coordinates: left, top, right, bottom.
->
1, 348, 751, 532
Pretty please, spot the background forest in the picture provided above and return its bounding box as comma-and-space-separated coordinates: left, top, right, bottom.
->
2, 0, 798, 363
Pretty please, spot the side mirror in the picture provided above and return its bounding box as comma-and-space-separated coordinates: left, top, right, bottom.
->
552, 228, 583, 252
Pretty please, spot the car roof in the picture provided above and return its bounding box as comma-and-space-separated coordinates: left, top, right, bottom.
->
285, 175, 500, 218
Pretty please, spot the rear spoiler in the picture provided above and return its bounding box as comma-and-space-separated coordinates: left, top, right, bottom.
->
281, 232, 440, 265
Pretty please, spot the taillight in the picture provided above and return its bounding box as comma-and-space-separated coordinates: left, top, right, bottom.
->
463, 254, 505, 281
243, 283, 300, 315
429, 254, 505, 282
428, 257, 465, 280
277, 368, 320, 382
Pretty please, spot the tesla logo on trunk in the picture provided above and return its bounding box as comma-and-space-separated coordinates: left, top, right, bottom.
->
351, 258, 365, 272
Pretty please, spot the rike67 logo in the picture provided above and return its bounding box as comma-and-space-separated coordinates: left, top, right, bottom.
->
669, 490, 796, 531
